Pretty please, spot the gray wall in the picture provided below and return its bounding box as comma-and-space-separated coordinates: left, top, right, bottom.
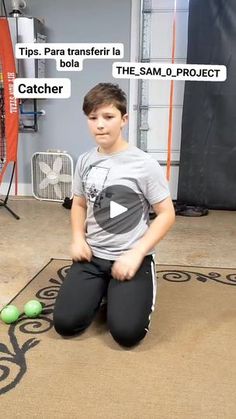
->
5, 0, 131, 185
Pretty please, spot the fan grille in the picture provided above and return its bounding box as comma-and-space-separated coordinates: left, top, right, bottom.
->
31, 152, 73, 202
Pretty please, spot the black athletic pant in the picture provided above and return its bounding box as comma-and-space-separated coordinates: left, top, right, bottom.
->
53, 255, 157, 347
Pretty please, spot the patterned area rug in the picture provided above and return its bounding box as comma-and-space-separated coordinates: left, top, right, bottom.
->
1, 259, 236, 418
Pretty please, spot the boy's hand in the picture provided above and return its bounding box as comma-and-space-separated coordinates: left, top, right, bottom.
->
71, 239, 92, 262
111, 249, 144, 281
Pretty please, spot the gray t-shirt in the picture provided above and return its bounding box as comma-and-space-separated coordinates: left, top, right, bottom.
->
73, 145, 170, 260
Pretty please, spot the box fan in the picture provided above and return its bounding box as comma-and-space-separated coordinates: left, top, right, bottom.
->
31, 151, 73, 202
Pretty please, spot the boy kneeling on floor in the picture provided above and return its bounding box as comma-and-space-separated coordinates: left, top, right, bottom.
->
53, 82, 175, 348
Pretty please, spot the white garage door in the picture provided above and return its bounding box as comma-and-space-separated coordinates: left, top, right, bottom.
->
129, 0, 189, 198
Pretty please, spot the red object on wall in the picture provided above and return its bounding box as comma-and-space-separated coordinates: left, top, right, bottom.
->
0, 17, 19, 185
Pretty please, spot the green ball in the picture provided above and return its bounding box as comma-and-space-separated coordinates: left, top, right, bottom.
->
1, 305, 20, 324
24, 300, 43, 318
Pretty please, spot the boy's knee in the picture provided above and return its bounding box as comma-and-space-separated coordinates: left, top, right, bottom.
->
109, 322, 147, 348
53, 313, 89, 336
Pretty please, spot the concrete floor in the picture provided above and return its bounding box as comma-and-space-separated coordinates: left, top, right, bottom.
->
0, 197, 236, 309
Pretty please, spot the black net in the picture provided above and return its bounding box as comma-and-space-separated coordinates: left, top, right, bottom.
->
177, 0, 236, 210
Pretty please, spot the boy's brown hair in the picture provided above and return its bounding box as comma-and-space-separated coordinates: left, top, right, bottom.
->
83, 83, 127, 116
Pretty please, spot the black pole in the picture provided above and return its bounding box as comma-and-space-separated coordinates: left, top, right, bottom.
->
0, 162, 20, 219
1, 0, 7, 17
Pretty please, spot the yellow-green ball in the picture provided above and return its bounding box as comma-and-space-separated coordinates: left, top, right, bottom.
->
24, 300, 43, 318
1, 305, 20, 324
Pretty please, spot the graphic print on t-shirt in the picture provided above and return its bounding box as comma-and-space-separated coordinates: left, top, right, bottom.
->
82, 163, 144, 234
83, 165, 110, 203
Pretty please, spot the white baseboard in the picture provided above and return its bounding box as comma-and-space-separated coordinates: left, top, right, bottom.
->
0, 183, 32, 196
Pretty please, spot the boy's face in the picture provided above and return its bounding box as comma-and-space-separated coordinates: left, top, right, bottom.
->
87, 103, 128, 153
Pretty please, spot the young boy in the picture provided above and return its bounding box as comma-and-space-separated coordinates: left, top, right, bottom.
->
53, 83, 175, 347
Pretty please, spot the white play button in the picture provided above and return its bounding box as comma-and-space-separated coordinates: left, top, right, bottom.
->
110, 200, 128, 218
93, 185, 143, 234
